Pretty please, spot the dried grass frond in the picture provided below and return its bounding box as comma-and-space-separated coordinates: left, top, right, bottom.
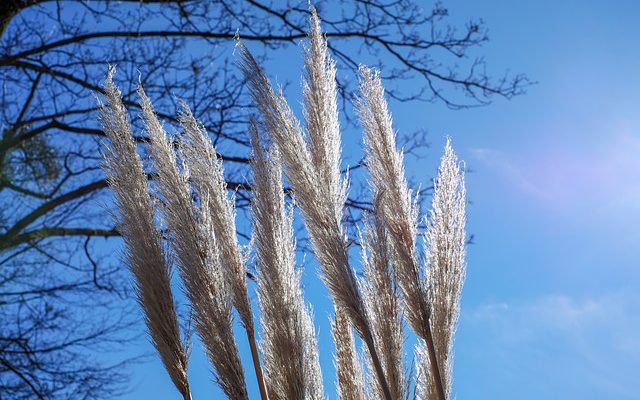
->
251, 120, 324, 400
357, 66, 455, 400
238, 10, 393, 399
303, 10, 347, 220
177, 103, 253, 330
356, 66, 427, 338
99, 68, 190, 400
424, 139, 466, 399
239, 4, 364, 350
177, 102, 269, 400
361, 202, 406, 400
332, 307, 366, 400
138, 86, 248, 400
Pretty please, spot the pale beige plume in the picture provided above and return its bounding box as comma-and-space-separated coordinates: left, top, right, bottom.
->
138, 86, 248, 400
251, 120, 324, 400
99, 68, 191, 400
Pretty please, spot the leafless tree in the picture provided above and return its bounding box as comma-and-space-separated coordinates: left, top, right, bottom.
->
0, 1, 528, 398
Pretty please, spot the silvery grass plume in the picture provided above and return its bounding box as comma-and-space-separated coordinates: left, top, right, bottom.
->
138, 86, 248, 400
102, 7, 469, 399
250, 120, 324, 400
303, 9, 345, 220
238, 9, 393, 399
360, 203, 406, 400
99, 69, 191, 400
418, 139, 466, 400
177, 104, 268, 399
332, 307, 366, 400
356, 66, 448, 399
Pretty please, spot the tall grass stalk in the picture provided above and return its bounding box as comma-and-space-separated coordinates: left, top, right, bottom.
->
250, 119, 324, 399
238, 9, 394, 400
99, 69, 191, 400
357, 66, 455, 400
139, 86, 249, 399
419, 139, 466, 400
100, 7, 467, 400
177, 103, 269, 400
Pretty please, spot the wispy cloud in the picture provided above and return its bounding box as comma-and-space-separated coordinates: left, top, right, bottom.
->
471, 131, 640, 226
459, 291, 640, 399
470, 147, 549, 201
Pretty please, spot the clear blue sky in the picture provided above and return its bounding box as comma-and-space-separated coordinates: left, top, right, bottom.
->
116, 1, 640, 399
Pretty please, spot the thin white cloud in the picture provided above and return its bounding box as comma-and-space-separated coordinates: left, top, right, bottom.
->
460, 291, 640, 399
470, 132, 640, 231
470, 147, 550, 201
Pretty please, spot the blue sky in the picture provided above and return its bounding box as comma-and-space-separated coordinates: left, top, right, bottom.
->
117, 1, 640, 399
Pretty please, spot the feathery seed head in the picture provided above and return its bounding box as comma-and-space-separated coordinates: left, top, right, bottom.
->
424, 138, 466, 399
332, 307, 366, 400
99, 68, 191, 400
177, 103, 254, 330
357, 65, 428, 338
303, 8, 346, 220
238, 16, 368, 339
251, 120, 324, 400
138, 87, 248, 399
360, 205, 406, 400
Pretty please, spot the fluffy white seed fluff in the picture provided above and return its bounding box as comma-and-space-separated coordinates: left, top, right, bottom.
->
99, 69, 191, 400
177, 104, 254, 331
360, 203, 406, 400
139, 86, 248, 400
419, 139, 466, 400
251, 120, 324, 400
356, 66, 428, 339
238, 10, 393, 399
332, 307, 366, 400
